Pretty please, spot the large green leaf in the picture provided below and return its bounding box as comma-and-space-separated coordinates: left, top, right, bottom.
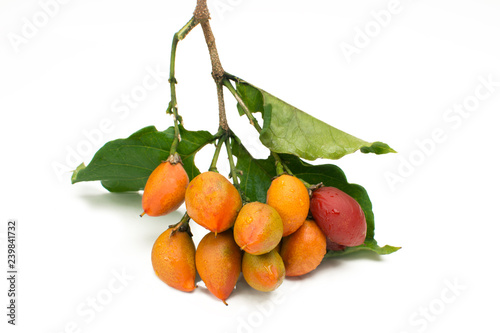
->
71, 126, 214, 192
235, 80, 395, 161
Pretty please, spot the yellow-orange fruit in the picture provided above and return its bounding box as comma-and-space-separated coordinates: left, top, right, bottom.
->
234, 202, 283, 255
151, 227, 196, 292
195, 230, 242, 304
142, 161, 189, 217
185, 171, 242, 233
280, 220, 326, 277
266, 174, 310, 236
242, 249, 285, 292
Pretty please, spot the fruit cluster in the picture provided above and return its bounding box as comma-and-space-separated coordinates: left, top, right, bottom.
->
144, 159, 367, 304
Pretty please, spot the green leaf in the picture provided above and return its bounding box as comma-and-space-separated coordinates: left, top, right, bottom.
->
324, 239, 401, 258
230, 137, 276, 203
71, 126, 214, 192
235, 80, 396, 160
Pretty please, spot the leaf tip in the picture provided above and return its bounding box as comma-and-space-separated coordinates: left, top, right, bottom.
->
71, 163, 86, 184
361, 142, 397, 155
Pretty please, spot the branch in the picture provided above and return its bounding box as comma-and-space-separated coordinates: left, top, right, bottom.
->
194, 0, 229, 131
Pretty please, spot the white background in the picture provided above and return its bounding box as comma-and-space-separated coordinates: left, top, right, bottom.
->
1, 0, 500, 332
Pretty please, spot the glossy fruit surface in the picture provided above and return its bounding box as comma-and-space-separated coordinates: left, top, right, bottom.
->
185, 171, 242, 233
280, 220, 326, 277
242, 249, 285, 292
142, 161, 189, 217
195, 230, 242, 304
233, 202, 283, 255
151, 227, 196, 292
310, 186, 367, 247
266, 174, 309, 236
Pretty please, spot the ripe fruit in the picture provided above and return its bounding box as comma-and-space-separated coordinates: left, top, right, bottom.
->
326, 238, 346, 252
266, 174, 310, 236
310, 186, 367, 247
141, 160, 189, 217
195, 230, 242, 304
280, 220, 326, 277
233, 202, 283, 255
151, 227, 196, 292
185, 171, 242, 233
242, 249, 285, 292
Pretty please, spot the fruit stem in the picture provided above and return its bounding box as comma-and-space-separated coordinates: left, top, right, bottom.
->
225, 135, 241, 192
222, 78, 293, 176
167, 17, 199, 157
209, 134, 226, 172
170, 212, 192, 236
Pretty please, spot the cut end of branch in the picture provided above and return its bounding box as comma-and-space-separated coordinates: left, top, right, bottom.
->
194, 0, 210, 22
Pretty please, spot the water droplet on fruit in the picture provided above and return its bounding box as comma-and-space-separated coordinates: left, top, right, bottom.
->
332, 209, 340, 215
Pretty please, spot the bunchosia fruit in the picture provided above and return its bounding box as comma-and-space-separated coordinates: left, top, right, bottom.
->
310, 186, 367, 247
266, 174, 309, 236
242, 249, 285, 292
185, 171, 242, 233
141, 160, 189, 217
151, 227, 196, 292
195, 230, 242, 305
280, 220, 326, 277
233, 202, 283, 255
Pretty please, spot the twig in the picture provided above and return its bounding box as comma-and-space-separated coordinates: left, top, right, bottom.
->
222, 78, 292, 175
167, 17, 199, 157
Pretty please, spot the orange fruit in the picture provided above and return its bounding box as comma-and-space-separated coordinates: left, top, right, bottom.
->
195, 230, 242, 304
234, 202, 283, 255
141, 161, 189, 217
151, 227, 196, 292
280, 220, 326, 277
267, 174, 310, 236
185, 171, 242, 233
242, 249, 285, 292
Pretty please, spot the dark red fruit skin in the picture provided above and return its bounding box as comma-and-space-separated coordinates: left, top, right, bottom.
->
310, 187, 367, 247
326, 238, 346, 251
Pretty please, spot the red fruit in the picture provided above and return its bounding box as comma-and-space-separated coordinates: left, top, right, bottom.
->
326, 238, 346, 252
310, 187, 367, 247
